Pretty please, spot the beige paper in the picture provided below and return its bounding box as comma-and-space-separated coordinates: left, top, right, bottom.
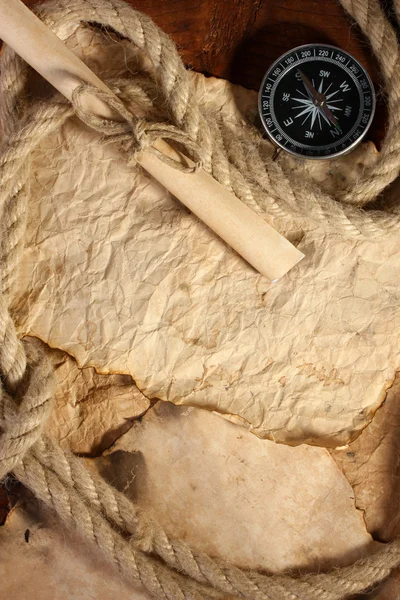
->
8, 23, 399, 446
96, 402, 372, 573
0, 402, 373, 600
45, 343, 150, 455
331, 373, 400, 543
0, 502, 151, 600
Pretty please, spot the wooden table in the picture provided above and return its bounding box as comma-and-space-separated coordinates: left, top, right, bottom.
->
22, 0, 396, 149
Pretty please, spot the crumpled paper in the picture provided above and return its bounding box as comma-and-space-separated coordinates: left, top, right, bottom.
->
8, 23, 400, 446
0, 402, 373, 600
96, 402, 373, 573
331, 372, 400, 543
45, 343, 150, 455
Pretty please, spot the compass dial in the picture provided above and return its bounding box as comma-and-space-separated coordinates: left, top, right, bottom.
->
258, 44, 376, 159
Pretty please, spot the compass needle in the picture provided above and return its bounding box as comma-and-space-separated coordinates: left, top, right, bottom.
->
259, 44, 375, 158
318, 108, 331, 126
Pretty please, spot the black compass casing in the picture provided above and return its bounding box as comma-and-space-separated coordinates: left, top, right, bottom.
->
258, 44, 376, 159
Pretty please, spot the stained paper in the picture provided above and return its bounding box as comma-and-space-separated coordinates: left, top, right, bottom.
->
8, 24, 399, 448
0, 501, 150, 600
45, 343, 150, 455
0, 403, 373, 600
96, 402, 373, 572
331, 373, 400, 542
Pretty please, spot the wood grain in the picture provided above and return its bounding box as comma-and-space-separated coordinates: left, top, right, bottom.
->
21, 0, 397, 148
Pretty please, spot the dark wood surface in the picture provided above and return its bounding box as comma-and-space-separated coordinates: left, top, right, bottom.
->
21, 0, 400, 148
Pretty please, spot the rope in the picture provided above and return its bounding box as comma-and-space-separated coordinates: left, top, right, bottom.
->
1, 0, 400, 598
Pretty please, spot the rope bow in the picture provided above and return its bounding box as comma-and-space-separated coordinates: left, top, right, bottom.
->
72, 83, 205, 172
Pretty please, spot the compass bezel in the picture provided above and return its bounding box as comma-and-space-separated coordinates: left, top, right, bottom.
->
258, 43, 376, 160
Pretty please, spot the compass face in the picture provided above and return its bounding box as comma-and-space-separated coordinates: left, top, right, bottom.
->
258, 44, 376, 159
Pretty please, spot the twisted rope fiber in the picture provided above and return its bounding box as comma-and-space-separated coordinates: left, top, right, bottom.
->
1, 0, 400, 598
24, 434, 400, 600
338, 0, 400, 204
0, 107, 223, 600
2, 0, 400, 237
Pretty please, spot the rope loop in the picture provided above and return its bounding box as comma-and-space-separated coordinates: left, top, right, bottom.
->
0, 337, 54, 481
72, 83, 204, 172
1, 1, 400, 599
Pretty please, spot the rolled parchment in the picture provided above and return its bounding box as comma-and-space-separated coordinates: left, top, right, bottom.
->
0, 0, 304, 281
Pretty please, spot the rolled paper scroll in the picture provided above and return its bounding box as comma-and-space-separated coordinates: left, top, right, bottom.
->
0, 0, 304, 281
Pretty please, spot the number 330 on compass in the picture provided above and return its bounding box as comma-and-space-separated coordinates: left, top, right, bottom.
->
258, 44, 376, 159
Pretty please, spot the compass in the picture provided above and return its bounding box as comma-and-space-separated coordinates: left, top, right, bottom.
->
258, 43, 376, 159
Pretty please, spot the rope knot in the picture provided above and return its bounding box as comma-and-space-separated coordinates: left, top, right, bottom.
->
130, 118, 148, 146
71, 83, 204, 173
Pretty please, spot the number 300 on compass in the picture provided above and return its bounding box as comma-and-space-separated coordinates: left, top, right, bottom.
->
258, 44, 376, 159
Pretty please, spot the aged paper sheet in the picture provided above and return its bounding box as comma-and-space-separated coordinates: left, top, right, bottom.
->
0, 401, 373, 599
46, 344, 150, 454
96, 402, 373, 572
331, 373, 400, 543
9, 24, 398, 446
0, 503, 151, 600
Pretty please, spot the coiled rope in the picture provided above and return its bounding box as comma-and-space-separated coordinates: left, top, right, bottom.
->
2, 0, 400, 598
